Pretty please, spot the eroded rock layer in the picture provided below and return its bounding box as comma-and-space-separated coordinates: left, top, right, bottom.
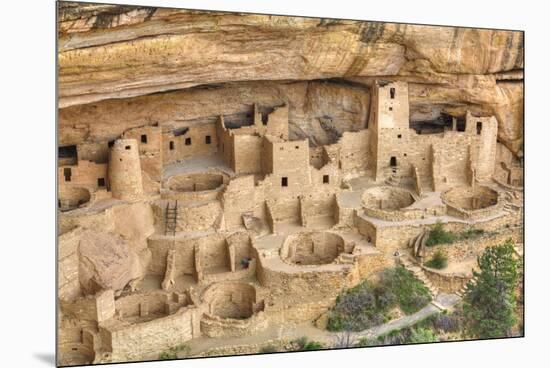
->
58, 2, 523, 157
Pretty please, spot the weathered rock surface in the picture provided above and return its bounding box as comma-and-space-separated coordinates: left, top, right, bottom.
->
58, 2, 523, 156
78, 230, 145, 295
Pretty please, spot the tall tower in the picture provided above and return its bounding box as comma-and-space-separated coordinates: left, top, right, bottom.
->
108, 139, 144, 200
368, 81, 410, 181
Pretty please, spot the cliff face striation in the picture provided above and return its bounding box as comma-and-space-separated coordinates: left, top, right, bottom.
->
58, 2, 523, 156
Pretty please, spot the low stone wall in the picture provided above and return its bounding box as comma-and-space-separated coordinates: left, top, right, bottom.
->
445, 202, 503, 221
101, 306, 201, 362
423, 227, 523, 263
266, 297, 336, 324
300, 192, 337, 227
200, 312, 269, 338
421, 267, 470, 294
160, 188, 221, 202
357, 210, 520, 253
363, 207, 424, 222
192, 338, 290, 358
335, 200, 355, 227
257, 263, 354, 302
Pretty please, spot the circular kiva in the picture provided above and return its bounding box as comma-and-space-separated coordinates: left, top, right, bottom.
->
201, 282, 258, 320
361, 185, 415, 210
281, 231, 346, 266
442, 185, 498, 211
166, 172, 227, 192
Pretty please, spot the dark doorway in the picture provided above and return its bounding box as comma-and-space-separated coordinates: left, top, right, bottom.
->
281, 177, 288, 187
390, 156, 397, 167
97, 178, 106, 187
141, 134, 147, 143
456, 117, 466, 132
63, 168, 72, 182
205, 135, 211, 144
185, 138, 192, 146
476, 122, 483, 135
390, 87, 396, 99
323, 175, 329, 184
169, 141, 174, 150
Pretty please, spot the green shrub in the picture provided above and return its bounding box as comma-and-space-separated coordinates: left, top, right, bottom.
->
425, 250, 448, 269
260, 345, 278, 353
426, 221, 455, 246
159, 351, 177, 360
158, 344, 189, 360
379, 266, 432, 315
408, 328, 439, 343
290, 337, 324, 351
459, 227, 484, 240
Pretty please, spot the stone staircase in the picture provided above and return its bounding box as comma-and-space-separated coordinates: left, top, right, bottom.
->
165, 200, 178, 236
455, 276, 478, 297
408, 229, 430, 258
336, 253, 355, 265
398, 256, 438, 297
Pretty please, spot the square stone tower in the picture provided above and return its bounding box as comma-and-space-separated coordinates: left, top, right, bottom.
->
368, 81, 410, 181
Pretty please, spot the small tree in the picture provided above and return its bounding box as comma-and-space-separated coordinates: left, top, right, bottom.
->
462, 240, 519, 338
426, 221, 456, 246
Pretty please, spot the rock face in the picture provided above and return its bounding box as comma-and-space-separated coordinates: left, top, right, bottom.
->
57, 2, 523, 156
78, 230, 145, 295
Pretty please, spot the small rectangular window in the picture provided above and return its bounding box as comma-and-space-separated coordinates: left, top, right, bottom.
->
281, 177, 288, 187
323, 175, 329, 184
390, 87, 396, 99
185, 138, 192, 146
476, 122, 483, 135
389, 106, 393, 111
205, 135, 211, 144
390, 156, 397, 167
98, 178, 106, 187
141, 134, 147, 143
397, 134, 402, 138
169, 141, 174, 150
125, 145, 131, 150
63, 168, 72, 182
295, 146, 299, 149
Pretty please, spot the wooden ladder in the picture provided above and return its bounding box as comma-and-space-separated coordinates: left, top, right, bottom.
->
165, 200, 178, 236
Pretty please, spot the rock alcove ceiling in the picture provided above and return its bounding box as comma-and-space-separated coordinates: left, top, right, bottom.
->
58, 2, 523, 157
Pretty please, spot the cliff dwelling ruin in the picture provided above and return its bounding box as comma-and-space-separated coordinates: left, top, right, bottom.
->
57, 3, 524, 366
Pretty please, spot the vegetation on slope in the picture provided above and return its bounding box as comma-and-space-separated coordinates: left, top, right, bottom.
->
426, 221, 486, 246
462, 240, 520, 338
327, 266, 432, 332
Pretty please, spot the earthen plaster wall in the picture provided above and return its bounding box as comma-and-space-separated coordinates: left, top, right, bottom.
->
221, 175, 257, 229
122, 125, 163, 183
162, 123, 218, 164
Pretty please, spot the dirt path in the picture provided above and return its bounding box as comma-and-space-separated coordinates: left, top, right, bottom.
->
185, 293, 461, 356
